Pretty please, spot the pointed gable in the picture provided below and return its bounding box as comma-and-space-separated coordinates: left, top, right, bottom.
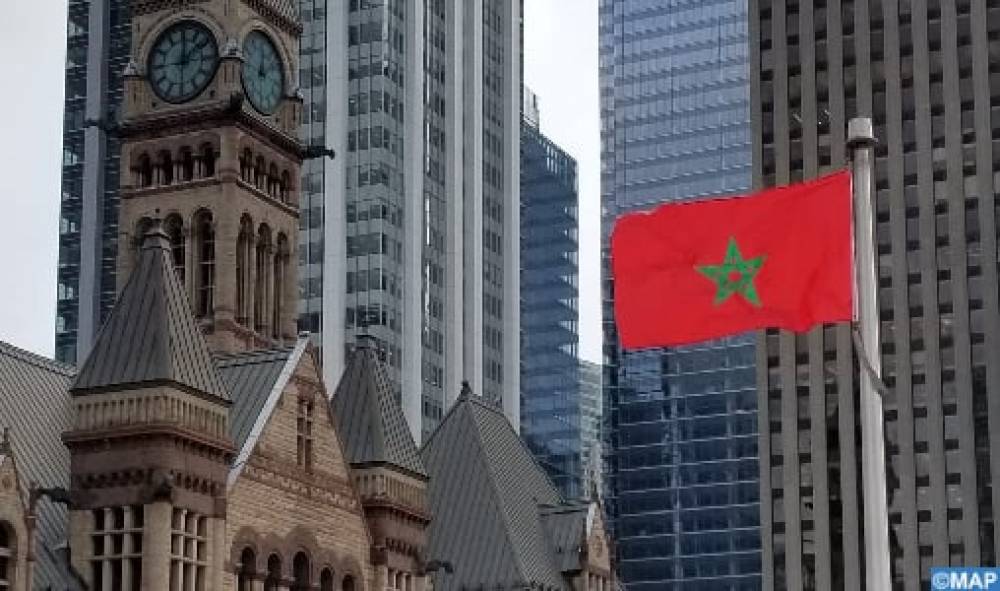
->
421, 389, 568, 590
70, 225, 229, 401
330, 336, 425, 477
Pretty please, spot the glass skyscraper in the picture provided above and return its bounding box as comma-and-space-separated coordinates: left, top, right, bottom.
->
520, 106, 586, 499
599, 0, 760, 589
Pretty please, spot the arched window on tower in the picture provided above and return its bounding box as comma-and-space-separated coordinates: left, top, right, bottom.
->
292, 552, 310, 591
237, 548, 256, 591
180, 148, 195, 182
163, 214, 185, 284
201, 144, 216, 178
272, 233, 289, 340
320, 568, 334, 591
240, 149, 253, 183
0, 522, 15, 591
255, 157, 267, 190
264, 555, 281, 591
192, 210, 215, 318
254, 225, 273, 333
136, 154, 153, 188
280, 171, 291, 203
158, 150, 174, 185
268, 164, 279, 197
342, 574, 355, 591
236, 215, 254, 326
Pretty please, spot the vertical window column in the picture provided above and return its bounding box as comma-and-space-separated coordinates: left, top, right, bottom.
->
91, 506, 144, 591
169, 509, 206, 591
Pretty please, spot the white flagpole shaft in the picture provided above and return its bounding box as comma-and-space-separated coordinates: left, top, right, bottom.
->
848, 116, 892, 588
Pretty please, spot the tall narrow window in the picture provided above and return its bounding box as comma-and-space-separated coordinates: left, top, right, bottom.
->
90, 506, 144, 591
159, 151, 174, 185
201, 144, 216, 177
180, 148, 195, 181
0, 522, 13, 590
292, 552, 310, 591
342, 574, 355, 591
169, 509, 206, 591
280, 171, 291, 202
240, 149, 253, 182
255, 225, 273, 333
320, 569, 334, 591
164, 214, 185, 284
136, 154, 153, 187
297, 397, 314, 470
255, 157, 267, 190
264, 555, 281, 591
236, 216, 254, 325
193, 210, 215, 318
272, 233, 289, 339
237, 548, 255, 591
268, 164, 280, 197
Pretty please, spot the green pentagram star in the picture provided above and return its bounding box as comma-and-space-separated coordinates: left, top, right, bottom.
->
696, 237, 766, 307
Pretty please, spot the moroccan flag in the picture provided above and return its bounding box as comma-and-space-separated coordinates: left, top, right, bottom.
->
612, 170, 853, 349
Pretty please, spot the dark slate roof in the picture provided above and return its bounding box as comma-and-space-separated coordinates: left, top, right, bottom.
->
216, 346, 297, 451
330, 336, 425, 477
540, 503, 591, 573
71, 227, 229, 401
0, 341, 79, 590
421, 391, 569, 590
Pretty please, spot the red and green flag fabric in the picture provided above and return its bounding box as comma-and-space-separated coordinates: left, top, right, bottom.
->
611, 170, 853, 349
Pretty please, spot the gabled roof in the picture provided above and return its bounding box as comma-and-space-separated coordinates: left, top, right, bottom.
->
217, 345, 298, 451
330, 336, 425, 477
71, 226, 229, 401
223, 339, 309, 488
0, 341, 77, 590
421, 390, 569, 590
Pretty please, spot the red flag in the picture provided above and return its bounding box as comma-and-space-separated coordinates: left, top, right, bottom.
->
611, 170, 853, 349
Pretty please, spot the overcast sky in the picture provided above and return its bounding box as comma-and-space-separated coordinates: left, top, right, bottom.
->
0, 0, 602, 363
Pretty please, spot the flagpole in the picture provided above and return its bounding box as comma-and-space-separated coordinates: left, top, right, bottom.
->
848, 116, 891, 588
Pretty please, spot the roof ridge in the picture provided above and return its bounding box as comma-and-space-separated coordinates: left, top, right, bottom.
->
0, 341, 75, 376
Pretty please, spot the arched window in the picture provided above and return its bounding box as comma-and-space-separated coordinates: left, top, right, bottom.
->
136, 154, 153, 187
201, 144, 217, 178
292, 552, 309, 591
254, 225, 273, 333
255, 157, 267, 190
0, 522, 14, 590
164, 214, 185, 284
268, 164, 279, 197
159, 150, 174, 185
272, 233, 289, 340
280, 171, 291, 203
342, 574, 355, 591
237, 548, 256, 591
192, 210, 215, 318
241, 149, 253, 183
320, 568, 334, 591
236, 215, 254, 326
180, 148, 195, 182
264, 554, 281, 591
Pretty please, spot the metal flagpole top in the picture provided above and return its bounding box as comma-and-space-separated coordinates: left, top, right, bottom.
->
847, 116, 876, 148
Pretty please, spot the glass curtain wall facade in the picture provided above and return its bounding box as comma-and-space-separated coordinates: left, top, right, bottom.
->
752, 1, 1000, 588
580, 359, 605, 496
57, 0, 131, 364
599, 0, 759, 589
520, 116, 583, 499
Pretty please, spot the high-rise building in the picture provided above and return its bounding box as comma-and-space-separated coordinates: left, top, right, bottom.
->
56, 1, 523, 441
752, 1, 1000, 588
580, 359, 604, 495
599, 0, 760, 589
56, 0, 131, 364
519, 98, 586, 498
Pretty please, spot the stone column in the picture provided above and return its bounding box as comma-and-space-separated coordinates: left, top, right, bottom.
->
67, 509, 93, 588
209, 516, 226, 591
142, 501, 172, 591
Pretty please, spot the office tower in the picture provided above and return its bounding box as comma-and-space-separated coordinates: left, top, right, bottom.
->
56, 0, 522, 441
580, 359, 604, 495
57, 0, 131, 364
599, 1, 760, 589
519, 97, 586, 498
752, 1, 1000, 588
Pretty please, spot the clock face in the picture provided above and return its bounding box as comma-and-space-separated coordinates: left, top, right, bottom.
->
148, 21, 219, 103
242, 31, 284, 114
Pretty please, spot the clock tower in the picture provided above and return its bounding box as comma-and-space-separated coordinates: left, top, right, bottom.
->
117, 0, 304, 353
